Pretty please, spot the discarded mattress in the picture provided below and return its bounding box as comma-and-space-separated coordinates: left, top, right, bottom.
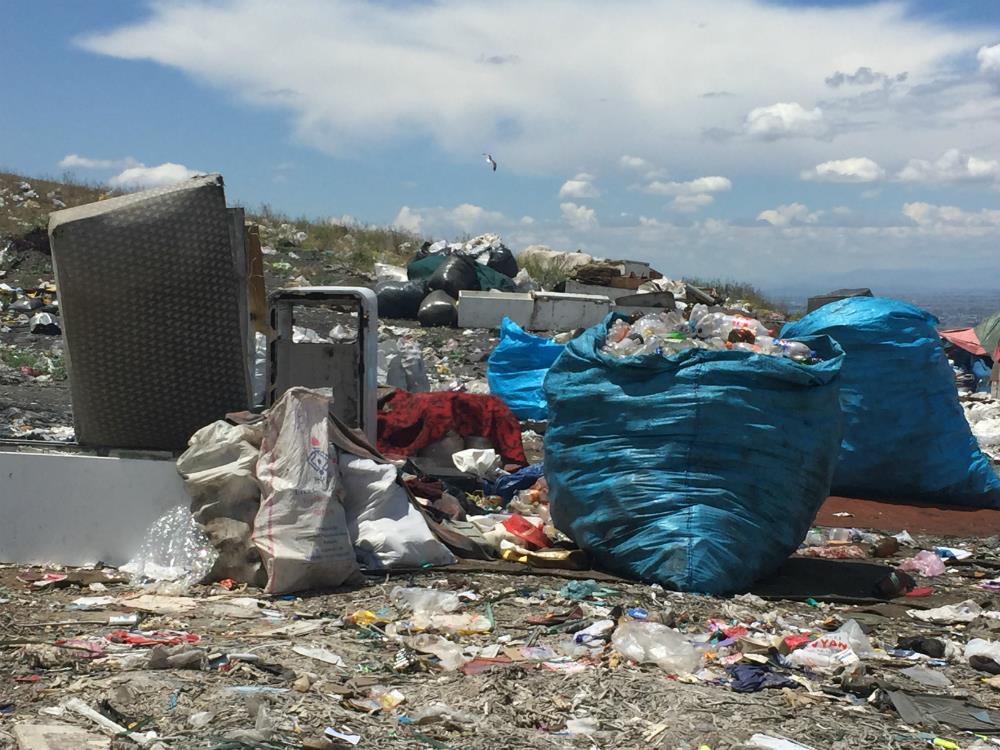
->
783, 297, 1000, 507
48, 174, 251, 449
487, 317, 565, 420
377, 390, 526, 465
544, 314, 845, 594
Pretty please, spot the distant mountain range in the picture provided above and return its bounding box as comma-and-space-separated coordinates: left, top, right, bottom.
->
765, 266, 1000, 296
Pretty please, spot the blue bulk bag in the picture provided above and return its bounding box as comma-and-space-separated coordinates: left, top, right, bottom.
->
543, 314, 845, 594
487, 318, 565, 420
782, 297, 1000, 507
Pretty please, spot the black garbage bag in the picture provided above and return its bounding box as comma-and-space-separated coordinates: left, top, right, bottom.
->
486, 245, 518, 278
417, 290, 458, 327
427, 255, 480, 299
376, 280, 427, 319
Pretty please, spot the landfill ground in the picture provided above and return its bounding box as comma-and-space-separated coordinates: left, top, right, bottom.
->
2, 523, 1000, 750
5, 193, 1000, 749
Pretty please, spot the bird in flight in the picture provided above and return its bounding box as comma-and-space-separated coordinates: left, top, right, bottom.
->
482, 153, 497, 172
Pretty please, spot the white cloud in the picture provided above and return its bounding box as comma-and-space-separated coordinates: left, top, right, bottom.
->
77, 1, 991, 172
670, 194, 714, 213
903, 202, 1000, 228
619, 155, 650, 171
897, 149, 1000, 184
757, 203, 820, 227
393, 206, 423, 233
519, 216, 535, 225
645, 176, 732, 196
107, 162, 203, 189
802, 157, 884, 183
744, 102, 827, 140
558, 172, 600, 198
560, 201, 597, 230
393, 203, 507, 236
58, 153, 139, 170
978, 43, 1000, 86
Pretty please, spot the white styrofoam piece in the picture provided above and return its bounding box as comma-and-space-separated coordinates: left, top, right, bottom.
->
0, 451, 189, 566
458, 291, 534, 329
530, 292, 611, 331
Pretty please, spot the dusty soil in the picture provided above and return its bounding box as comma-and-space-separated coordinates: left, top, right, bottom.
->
2, 527, 1000, 750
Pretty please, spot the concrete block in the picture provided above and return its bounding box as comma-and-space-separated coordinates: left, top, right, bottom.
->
0, 449, 189, 567
564, 279, 638, 301
458, 291, 534, 329
530, 292, 611, 331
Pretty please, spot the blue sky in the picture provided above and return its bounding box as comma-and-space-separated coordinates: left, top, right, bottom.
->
3, 0, 1000, 289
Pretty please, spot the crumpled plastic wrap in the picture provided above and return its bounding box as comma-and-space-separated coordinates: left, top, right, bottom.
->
121, 506, 218, 589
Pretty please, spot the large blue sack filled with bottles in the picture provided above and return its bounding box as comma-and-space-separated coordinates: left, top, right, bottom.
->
782, 297, 1000, 507
488, 318, 565, 420
543, 314, 845, 594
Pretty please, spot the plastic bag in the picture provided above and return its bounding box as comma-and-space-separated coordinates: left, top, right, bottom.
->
376, 280, 427, 319
782, 297, 1000, 507
339, 454, 456, 570
899, 550, 947, 577
121, 506, 218, 588
544, 314, 845, 594
487, 317, 565, 420
427, 255, 479, 299
378, 339, 430, 392
252, 388, 361, 594
786, 634, 860, 671
417, 290, 457, 327
611, 620, 700, 673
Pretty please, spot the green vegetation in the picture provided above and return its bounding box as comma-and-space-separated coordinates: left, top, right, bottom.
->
251, 204, 422, 272
517, 253, 575, 290
0, 345, 66, 380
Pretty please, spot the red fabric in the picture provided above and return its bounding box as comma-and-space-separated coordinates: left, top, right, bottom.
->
377, 390, 526, 464
940, 327, 987, 357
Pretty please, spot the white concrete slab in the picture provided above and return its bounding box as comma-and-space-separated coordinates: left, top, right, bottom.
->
0, 450, 189, 567
458, 291, 534, 329
530, 292, 611, 331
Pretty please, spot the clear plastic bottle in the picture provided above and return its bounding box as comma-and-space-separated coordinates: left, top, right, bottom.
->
774, 339, 815, 362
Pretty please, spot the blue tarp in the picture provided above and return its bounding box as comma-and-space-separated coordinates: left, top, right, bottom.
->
543, 314, 845, 594
783, 297, 1000, 507
487, 318, 565, 420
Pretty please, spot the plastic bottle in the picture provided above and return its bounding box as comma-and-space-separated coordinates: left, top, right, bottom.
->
611, 620, 700, 673
774, 339, 814, 362
606, 319, 631, 344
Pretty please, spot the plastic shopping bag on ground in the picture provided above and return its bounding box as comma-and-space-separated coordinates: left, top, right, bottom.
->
339, 453, 456, 570
252, 387, 362, 594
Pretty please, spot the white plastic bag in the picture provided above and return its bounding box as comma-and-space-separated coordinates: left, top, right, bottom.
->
177, 420, 262, 523
340, 454, 456, 570
611, 620, 700, 673
252, 388, 361, 594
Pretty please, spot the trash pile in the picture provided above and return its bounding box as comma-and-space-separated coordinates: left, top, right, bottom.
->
963, 394, 1000, 462
375, 234, 522, 326
5, 525, 1000, 749
601, 307, 820, 362
0, 280, 61, 338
